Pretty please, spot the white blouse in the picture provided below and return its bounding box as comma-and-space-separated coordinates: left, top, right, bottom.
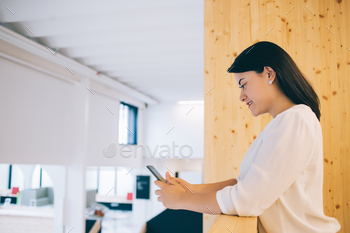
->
216, 104, 341, 233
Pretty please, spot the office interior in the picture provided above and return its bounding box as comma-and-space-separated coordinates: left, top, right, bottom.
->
0, 1, 205, 233
0, 1, 349, 233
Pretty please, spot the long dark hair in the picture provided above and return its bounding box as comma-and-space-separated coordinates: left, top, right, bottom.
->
227, 41, 321, 121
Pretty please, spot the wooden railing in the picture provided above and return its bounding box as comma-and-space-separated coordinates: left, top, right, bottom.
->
89, 220, 101, 233
208, 215, 257, 233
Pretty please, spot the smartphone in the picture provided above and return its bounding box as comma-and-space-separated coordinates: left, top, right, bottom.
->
146, 165, 167, 183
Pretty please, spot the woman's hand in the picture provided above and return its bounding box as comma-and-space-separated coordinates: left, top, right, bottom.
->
171, 176, 198, 194
154, 172, 186, 209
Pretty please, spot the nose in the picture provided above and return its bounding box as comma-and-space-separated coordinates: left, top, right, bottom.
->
239, 89, 246, 102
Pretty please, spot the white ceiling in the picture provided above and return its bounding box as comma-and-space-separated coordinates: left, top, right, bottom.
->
0, 0, 204, 103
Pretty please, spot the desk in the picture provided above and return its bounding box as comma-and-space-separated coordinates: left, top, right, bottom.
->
95, 194, 133, 211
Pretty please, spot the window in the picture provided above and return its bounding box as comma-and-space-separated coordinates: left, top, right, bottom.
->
31, 165, 41, 189
0, 164, 10, 189
0, 164, 53, 191
98, 167, 115, 196
31, 165, 53, 189
85, 167, 98, 190
10, 165, 24, 191
115, 167, 133, 196
118, 102, 138, 145
86, 166, 134, 197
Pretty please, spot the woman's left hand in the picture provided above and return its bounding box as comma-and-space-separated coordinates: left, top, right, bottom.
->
154, 171, 186, 209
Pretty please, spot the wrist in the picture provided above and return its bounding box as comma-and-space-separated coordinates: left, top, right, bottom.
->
178, 191, 188, 210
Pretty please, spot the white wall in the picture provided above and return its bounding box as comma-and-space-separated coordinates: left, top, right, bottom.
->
86, 91, 144, 168
0, 56, 78, 165
41, 165, 66, 233
143, 102, 204, 159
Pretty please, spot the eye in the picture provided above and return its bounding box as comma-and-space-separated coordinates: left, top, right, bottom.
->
240, 83, 246, 89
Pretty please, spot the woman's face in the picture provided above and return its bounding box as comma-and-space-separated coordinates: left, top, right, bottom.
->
234, 69, 273, 117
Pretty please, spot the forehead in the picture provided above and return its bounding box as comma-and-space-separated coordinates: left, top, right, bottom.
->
234, 72, 246, 84
234, 71, 257, 84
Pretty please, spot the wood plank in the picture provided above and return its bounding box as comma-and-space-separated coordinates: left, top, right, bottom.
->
89, 220, 101, 233
208, 215, 257, 233
204, 0, 349, 232
233, 217, 258, 233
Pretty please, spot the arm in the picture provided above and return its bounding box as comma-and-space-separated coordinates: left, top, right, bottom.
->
161, 173, 238, 214
173, 176, 237, 194
178, 190, 223, 214
194, 178, 237, 193
178, 178, 238, 214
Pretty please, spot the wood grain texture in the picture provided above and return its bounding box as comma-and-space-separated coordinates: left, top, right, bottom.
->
208, 215, 257, 233
89, 220, 101, 233
204, 0, 349, 232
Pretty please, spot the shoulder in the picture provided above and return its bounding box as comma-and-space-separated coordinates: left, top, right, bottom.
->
271, 104, 318, 130
263, 104, 321, 142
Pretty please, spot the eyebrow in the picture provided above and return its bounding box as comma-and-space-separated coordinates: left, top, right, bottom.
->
238, 78, 244, 86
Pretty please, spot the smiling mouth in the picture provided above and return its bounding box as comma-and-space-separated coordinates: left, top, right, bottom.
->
248, 101, 253, 107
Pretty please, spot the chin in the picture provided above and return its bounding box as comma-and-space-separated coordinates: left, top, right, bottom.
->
250, 110, 259, 117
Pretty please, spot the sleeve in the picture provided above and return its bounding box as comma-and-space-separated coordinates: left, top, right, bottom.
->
216, 111, 316, 216
216, 177, 240, 215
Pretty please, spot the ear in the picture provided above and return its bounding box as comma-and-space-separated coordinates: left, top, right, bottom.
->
265, 66, 276, 82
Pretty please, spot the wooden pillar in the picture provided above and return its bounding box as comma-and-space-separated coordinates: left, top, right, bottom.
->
203, 0, 349, 232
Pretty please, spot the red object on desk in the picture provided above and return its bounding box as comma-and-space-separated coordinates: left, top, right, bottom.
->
127, 192, 133, 200
12, 187, 19, 194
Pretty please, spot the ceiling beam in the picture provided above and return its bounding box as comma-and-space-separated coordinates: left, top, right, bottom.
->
126, 80, 203, 89
59, 38, 203, 57
4, 5, 203, 37
106, 70, 203, 77
78, 50, 203, 67
91, 64, 203, 74
38, 23, 203, 48
0, 0, 203, 23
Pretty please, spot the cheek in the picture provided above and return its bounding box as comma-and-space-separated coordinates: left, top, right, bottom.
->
246, 88, 257, 102
248, 85, 264, 102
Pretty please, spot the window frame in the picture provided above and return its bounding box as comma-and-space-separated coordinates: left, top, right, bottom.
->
118, 101, 138, 145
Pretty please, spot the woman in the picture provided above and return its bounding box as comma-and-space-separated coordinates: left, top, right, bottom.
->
154, 41, 341, 233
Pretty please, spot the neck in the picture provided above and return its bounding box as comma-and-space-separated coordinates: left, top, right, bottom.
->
269, 94, 296, 118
